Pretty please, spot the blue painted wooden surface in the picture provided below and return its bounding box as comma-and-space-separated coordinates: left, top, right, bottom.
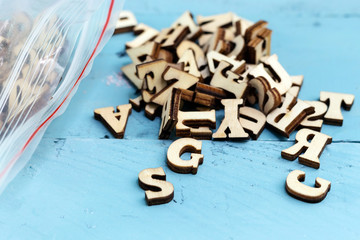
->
1, 0, 360, 239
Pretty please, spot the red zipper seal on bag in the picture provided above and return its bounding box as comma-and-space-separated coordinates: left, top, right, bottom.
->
0, 0, 115, 179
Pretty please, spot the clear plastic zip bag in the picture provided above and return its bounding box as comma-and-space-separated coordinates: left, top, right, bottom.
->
0, 0, 122, 193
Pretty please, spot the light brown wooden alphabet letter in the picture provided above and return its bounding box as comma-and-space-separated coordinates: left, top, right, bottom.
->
267, 93, 314, 138
138, 167, 174, 206
167, 138, 204, 174
286, 170, 331, 203
94, 104, 132, 139
320, 91, 355, 126
213, 99, 249, 140
281, 128, 332, 169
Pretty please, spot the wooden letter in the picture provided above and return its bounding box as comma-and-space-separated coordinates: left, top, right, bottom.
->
281, 128, 332, 169
177, 40, 207, 69
249, 54, 292, 95
227, 35, 245, 60
171, 11, 201, 40
299, 101, 328, 131
176, 110, 216, 139
126, 42, 160, 64
210, 60, 248, 99
197, 13, 233, 33
167, 138, 204, 174
267, 93, 314, 138
114, 11, 137, 34
159, 88, 181, 139
202, 28, 226, 53
244, 20, 268, 43
154, 26, 190, 49
213, 99, 249, 140
320, 91, 355, 126
247, 27, 272, 64
151, 67, 199, 106
178, 49, 201, 78
286, 170, 331, 203
207, 51, 246, 74
94, 104, 132, 139
239, 106, 266, 140
126, 24, 159, 49
180, 89, 218, 109
195, 82, 233, 99
248, 76, 281, 115
138, 167, 174, 206
121, 63, 143, 89
137, 59, 168, 102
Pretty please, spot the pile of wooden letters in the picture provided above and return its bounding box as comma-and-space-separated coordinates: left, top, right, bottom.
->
94, 11, 355, 206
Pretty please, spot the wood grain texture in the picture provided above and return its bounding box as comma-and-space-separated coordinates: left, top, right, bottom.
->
0, 0, 359, 239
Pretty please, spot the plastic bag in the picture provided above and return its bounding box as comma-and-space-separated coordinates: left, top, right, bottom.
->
0, 0, 122, 193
